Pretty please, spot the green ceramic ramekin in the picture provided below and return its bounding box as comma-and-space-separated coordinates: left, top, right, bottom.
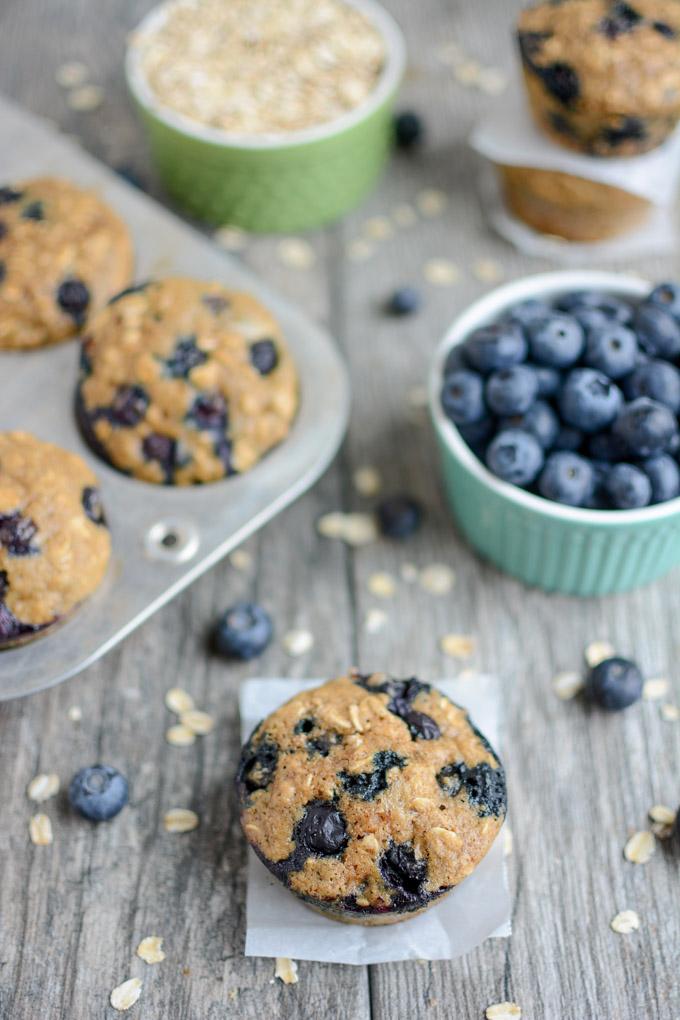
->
125, 0, 405, 232
430, 270, 680, 597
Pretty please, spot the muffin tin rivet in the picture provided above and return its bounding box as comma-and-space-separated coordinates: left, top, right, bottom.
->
145, 519, 200, 564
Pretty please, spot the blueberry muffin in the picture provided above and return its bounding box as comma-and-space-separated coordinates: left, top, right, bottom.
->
237, 672, 506, 925
497, 164, 651, 240
0, 432, 111, 648
76, 277, 298, 485
0, 177, 133, 349
518, 1, 680, 156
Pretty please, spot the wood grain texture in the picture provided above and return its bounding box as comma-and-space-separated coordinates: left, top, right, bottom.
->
1, 1, 680, 1018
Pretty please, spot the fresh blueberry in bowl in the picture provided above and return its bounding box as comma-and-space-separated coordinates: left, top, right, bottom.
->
538, 452, 595, 507
648, 281, 680, 319
641, 454, 680, 504
377, 496, 422, 539
213, 602, 273, 660
440, 370, 486, 425
486, 364, 538, 416
534, 366, 561, 397
464, 322, 527, 373
634, 303, 680, 359
486, 428, 544, 486
507, 298, 552, 328
500, 400, 559, 449
69, 765, 129, 821
604, 463, 652, 509
623, 359, 680, 413
583, 324, 637, 379
613, 397, 678, 458
527, 313, 584, 368
585, 656, 643, 710
557, 290, 633, 325
559, 368, 623, 433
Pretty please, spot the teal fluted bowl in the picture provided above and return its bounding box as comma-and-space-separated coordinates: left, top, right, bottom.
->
125, 0, 405, 232
430, 270, 680, 597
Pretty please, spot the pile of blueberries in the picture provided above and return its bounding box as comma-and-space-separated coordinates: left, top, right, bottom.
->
440, 282, 680, 509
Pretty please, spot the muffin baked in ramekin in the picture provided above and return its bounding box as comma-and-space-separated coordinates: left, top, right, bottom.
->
237, 672, 506, 925
518, 0, 680, 157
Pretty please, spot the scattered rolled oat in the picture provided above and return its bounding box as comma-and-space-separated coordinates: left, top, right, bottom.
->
552, 671, 584, 701
661, 703, 680, 722
649, 804, 676, 826
180, 709, 215, 736
392, 203, 417, 228
317, 511, 377, 546
417, 188, 448, 217
213, 225, 248, 252
367, 572, 397, 599
353, 466, 381, 497
164, 808, 200, 833
419, 563, 455, 595
67, 84, 104, 111
478, 67, 508, 95
642, 677, 669, 700
503, 827, 514, 857
230, 548, 253, 571
110, 978, 142, 1012
585, 640, 615, 668
346, 238, 373, 262
423, 258, 460, 286
455, 60, 482, 86
55, 60, 89, 88
27, 773, 60, 803
166, 724, 196, 747
610, 910, 640, 935
283, 629, 314, 657
623, 830, 655, 864
400, 562, 419, 583
473, 258, 505, 284
486, 1004, 521, 1020
363, 216, 393, 241
440, 634, 476, 659
274, 957, 299, 985
67, 705, 82, 723
165, 687, 194, 715
277, 238, 315, 269
29, 813, 53, 846
364, 608, 388, 634
136, 936, 166, 965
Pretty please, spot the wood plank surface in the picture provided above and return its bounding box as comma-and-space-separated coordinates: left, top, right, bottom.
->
1, 1, 679, 1018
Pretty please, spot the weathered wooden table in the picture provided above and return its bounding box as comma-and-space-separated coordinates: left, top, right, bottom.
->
1, 2, 679, 1018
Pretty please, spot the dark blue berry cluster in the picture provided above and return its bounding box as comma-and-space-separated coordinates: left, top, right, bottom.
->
441, 283, 680, 509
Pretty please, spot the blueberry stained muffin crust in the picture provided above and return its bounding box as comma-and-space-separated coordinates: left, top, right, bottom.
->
0, 177, 133, 349
0, 432, 111, 648
237, 672, 506, 925
77, 277, 299, 485
518, 1, 680, 156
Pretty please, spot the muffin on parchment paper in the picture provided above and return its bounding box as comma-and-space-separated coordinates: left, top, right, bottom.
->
0, 177, 133, 349
518, 0, 680, 157
0, 432, 110, 649
76, 277, 299, 485
237, 672, 506, 925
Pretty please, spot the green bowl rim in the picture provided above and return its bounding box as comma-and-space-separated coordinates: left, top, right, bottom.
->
125, 0, 406, 151
429, 268, 680, 527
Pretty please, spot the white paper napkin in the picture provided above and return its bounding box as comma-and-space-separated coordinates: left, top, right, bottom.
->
240, 675, 511, 965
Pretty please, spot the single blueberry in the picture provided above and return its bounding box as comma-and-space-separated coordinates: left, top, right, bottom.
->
534, 366, 561, 397
486, 428, 544, 486
507, 298, 552, 328
57, 278, 90, 324
485, 364, 538, 416
377, 496, 423, 539
443, 345, 466, 375
641, 454, 680, 503
538, 452, 595, 507
500, 400, 559, 449
540, 62, 580, 106
553, 426, 583, 453
0, 186, 22, 204
599, 2, 642, 38
604, 462, 652, 509
557, 291, 633, 324
648, 282, 680, 318
188, 392, 228, 431
22, 200, 44, 221
586, 430, 628, 462
142, 433, 180, 479
386, 286, 421, 316
250, 339, 279, 374
165, 335, 207, 378
379, 842, 427, 898
464, 322, 528, 374
213, 602, 273, 660
440, 369, 486, 425
340, 750, 406, 801
585, 656, 643, 710
527, 314, 584, 368
68, 765, 129, 822
402, 709, 441, 741
458, 416, 496, 456
623, 359, 680, 413
109, 384, 149, 427
0, 512, 38, 556
613, 397, 678, 457
584, 324, 638, 379
82, 487, 107, 526
558, 368, 623, 433
295, 801, 348, 855
570, 306, 612, 332
238, 736, 279, 794
634, 303, 680, 359
394, 111, 424, 150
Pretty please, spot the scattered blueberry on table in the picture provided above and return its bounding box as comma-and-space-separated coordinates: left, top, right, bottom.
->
585, 656, 644, 711
68, 765, 129, 821
393, 110, 424, 150
377, 495, 423, 539
386, 286, 421, 316
213, 601, 273, 660
440, 283, 680, 509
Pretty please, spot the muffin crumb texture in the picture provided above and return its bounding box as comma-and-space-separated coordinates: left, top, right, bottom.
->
137, 0, 386, 135
237, 673, 506, 924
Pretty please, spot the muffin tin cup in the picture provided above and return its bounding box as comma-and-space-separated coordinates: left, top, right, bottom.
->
429, 270, 680, 597
125, 0, 406, 232
0, 96, 350, 700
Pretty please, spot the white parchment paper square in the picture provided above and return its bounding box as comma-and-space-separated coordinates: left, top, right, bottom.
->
240, 676, 511, 965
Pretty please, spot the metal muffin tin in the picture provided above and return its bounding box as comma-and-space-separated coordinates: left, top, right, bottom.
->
0, 96, 350, 700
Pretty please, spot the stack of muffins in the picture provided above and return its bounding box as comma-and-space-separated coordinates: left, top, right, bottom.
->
495, 0, 680, 242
